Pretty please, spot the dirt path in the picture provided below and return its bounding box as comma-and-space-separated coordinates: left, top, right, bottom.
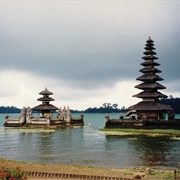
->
0, 158, 175, 180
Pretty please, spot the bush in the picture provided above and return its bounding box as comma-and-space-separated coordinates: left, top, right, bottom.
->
0, 166, 27, 180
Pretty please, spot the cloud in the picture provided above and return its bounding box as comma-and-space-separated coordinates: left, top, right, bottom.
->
0, 69, 141, 110
0, 1, 180, 109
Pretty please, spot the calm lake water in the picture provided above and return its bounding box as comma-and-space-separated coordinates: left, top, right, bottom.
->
0, 113, 180, 169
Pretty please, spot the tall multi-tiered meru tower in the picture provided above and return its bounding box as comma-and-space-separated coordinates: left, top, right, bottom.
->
105, 37, 180, 129
128, 37, 174, 120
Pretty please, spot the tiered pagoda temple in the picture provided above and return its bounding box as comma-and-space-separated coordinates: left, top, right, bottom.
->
105, 37, 180, 129
128, 37, 174, 120
4, 88, 84, 127
32, 88, 59, 118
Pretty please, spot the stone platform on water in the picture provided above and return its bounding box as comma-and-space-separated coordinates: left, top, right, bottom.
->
4, 106, 84, 128
105, 116, 180, 130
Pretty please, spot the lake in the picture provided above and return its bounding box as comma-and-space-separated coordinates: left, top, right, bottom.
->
0, 113, 180, 169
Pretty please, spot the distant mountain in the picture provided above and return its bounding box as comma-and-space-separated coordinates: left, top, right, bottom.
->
1, 98, 180, 114
0, 106, 21, 114
0, 105, 126, 114
71, 107, 127, 114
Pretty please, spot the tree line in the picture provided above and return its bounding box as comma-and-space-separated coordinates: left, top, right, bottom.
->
71, 103, 127, 113
0, 106, 21, 114
160, 96, 180, 113
0, 97, 180, 113
0, 103, 127, 114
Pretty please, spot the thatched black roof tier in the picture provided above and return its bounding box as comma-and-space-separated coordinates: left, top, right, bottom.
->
144, 46, 155, 50
129, 101, 173, 111
143, 50, 157, 55
37, 97, 55, 101
146, 37, 154, 43
135, 82, 166, 90
136, 74, 163, 81
140, 61, 160, 66
142, 55, 158, 60
139, 67, 161, 73
39, 88, 53, 95
133, 91, 167, 99
32, 104, 58, 111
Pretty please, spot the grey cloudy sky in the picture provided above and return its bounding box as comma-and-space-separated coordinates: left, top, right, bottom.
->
0, 1, 180, 110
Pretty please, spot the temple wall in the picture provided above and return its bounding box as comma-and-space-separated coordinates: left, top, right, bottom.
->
105, 119, 180, 129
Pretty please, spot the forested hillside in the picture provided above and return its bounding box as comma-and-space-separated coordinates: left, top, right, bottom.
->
0, 106, 21, 113
161, 97, 180, 113
0, 98, 180, 113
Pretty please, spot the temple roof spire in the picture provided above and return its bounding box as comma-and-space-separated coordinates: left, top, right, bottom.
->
129, 37, 173, 111
32, 87, 58, 112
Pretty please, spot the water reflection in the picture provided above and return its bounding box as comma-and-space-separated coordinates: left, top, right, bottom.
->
132, 136, 170, 166
36, 132, 54, 161
31, 127, 85, 164
105, 134, 180, 168
104, 135, 138, 167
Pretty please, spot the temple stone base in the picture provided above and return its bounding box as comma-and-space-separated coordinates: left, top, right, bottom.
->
4, 106, 84, 128
105, 118, 180, 129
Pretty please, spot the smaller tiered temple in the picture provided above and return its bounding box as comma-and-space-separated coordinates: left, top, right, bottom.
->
105, 37, 180, 129
4, 88, 84, 127
32, 88, 59, 118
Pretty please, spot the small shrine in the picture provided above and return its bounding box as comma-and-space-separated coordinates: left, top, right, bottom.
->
32, 87, 58, 118
4, 88, 84, 127
105, 37, 180, 129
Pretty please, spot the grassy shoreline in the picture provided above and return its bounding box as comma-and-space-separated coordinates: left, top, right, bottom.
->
0, 158, 176, 179
99, 128, 180, 136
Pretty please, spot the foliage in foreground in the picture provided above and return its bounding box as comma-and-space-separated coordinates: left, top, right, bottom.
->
122, 167, 174, 179
0, 166, 27, 180
146, 168, 173, 179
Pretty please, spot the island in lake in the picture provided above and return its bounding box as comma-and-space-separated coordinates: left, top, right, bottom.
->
105, 37, 180, 130
4, 88, 84, 128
